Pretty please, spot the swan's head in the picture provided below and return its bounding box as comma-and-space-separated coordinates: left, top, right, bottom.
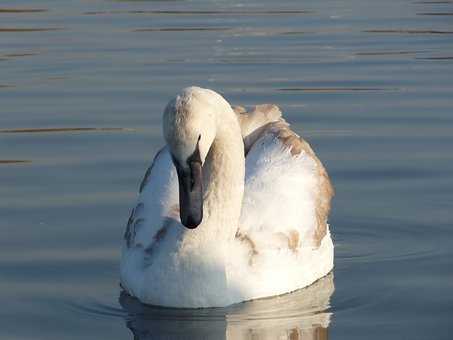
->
163, 87, 220, 229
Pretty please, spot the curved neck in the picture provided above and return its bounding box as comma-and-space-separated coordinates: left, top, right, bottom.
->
205, 112, 245, 237
185, 106, 245, 246
171, 97, 244, 298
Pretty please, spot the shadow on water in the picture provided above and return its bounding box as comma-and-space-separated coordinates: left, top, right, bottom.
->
118, 274, 334, 340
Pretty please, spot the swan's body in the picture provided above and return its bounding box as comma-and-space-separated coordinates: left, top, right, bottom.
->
120, 87, 334, 308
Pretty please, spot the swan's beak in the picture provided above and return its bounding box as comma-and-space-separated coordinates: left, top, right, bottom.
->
175, 160, 203, 229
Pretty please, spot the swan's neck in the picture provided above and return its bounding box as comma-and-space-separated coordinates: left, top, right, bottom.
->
183, 109, 245, 247
168, 96, 244, 304
204, 120, 245, 238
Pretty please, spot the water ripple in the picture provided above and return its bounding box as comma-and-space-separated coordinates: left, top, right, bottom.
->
364, 29, 453, 34
1, 52, 39, 58
0, 27, 63, 32
66, 274, 334, 324
84, 9, 313, 16
416, 56, 453, 60
0, 8, 47, 13
414, 1, 453, 3
0, 127, 134, 134
0, 160, 31, 164
66, 300, 126, 319
133, 27, 231, 32
278, 87, 400, 93
335, 219, 447, 266
355, 50, 422, 56
417, 12, 453, 15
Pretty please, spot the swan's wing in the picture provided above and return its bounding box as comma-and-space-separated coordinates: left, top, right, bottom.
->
123, 146, 179, 251
233, 104, 282, 155
237, 109, 333, 251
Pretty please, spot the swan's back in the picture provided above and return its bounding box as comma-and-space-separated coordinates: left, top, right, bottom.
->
234, 105, 333, 248
227, 104, 334, 300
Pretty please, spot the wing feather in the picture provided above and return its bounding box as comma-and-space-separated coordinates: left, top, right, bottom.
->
237, 106, 333, 250
125, 146, 179, 250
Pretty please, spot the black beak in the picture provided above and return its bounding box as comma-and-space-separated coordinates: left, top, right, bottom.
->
175, 160, 203, 229
172, 137, 203, 229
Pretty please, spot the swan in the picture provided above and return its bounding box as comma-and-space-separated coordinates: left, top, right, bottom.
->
120, 86, 334, 308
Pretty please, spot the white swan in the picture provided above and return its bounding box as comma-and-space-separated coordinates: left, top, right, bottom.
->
120, 86, 334, 308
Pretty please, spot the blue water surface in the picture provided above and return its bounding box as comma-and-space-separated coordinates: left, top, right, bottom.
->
1, 0, 452, 339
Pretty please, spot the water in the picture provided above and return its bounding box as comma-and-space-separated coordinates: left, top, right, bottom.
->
1, 0, 452, 339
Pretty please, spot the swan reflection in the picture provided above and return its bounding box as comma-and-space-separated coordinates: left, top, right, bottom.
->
120, 273, 334, 340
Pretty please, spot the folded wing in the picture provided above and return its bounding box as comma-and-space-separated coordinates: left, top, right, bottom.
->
235, 105, 334, 252
123, 146, 179, 251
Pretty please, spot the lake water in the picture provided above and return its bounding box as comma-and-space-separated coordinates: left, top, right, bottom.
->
1, 0, 452, 339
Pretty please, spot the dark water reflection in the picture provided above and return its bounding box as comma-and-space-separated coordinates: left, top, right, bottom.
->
1, 0, 452, 339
